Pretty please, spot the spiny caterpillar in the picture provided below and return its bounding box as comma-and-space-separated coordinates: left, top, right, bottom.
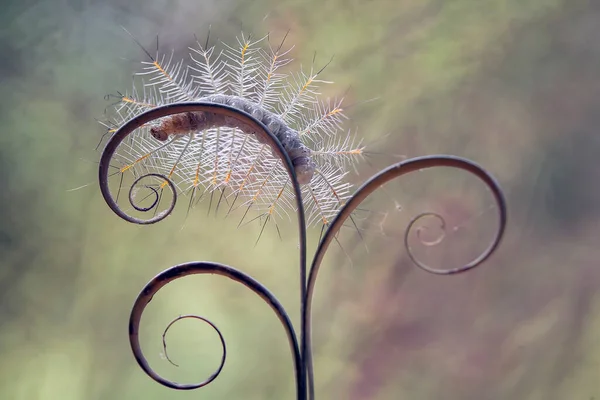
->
102, 30, 366, 232
149, 94, 316, 184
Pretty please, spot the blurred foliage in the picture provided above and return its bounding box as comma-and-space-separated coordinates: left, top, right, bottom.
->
1, 0, 600, 399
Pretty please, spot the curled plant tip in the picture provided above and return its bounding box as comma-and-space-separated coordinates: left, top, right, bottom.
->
99, 31, 366, 234
161, 315, 224, 368
128, 262, 299, 393
122, 173, 177, 224
412, 212, 447, 247
129, 183, 159, 212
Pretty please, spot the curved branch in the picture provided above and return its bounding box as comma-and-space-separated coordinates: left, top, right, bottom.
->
302, 155, 508, 399
129, 261, 306, 398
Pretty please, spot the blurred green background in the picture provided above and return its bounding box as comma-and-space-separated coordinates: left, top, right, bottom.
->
1, 0, 600, 399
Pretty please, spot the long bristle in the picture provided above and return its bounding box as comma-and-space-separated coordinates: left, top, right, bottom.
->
101, 30, 367, 238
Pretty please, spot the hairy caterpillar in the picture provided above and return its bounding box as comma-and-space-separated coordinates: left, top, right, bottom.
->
101, 29, 366, 234
149, 94, 316, 184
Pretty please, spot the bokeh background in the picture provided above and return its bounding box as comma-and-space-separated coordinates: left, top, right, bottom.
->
1, 0, 600, 399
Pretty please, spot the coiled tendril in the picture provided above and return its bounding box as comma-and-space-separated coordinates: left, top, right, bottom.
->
128, 262, 302, 392
301, 154, 507, 398
161, 315, 225, 368
126, 173, 177, 221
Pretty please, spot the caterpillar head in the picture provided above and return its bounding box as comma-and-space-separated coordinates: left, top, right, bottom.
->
149, 113, 200, 141
149, 125, 169, 141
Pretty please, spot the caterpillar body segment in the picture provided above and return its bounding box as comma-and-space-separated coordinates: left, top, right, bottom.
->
149, 94, 316, 184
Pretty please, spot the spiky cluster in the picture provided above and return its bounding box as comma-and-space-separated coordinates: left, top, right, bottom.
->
102, 32, 365, 230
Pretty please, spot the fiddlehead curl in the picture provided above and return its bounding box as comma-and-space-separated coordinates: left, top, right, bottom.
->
404, 208, 494, 275
98, 102, 306, 233
126, 173, 177, 222
303, 155, 508, 398
409, 212, 447, 247
161, 315, 225, 368
129, 261, 304, 396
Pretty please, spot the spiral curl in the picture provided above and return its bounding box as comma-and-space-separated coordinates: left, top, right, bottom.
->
410, 212, 447, 247
303, 155, 508, 397
404, 212, 454, 274
161, 315, 226, 368
128, 178, 160, 213
122, 173, 178, 224
98, 103, 306, 235
129, 261, 303, 394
